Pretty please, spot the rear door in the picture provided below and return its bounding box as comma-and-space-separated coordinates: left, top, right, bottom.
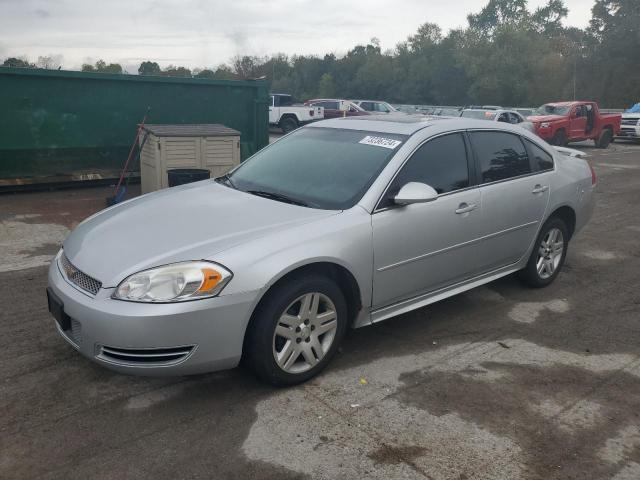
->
469, 130, 550, 272
372, 132, 482, 308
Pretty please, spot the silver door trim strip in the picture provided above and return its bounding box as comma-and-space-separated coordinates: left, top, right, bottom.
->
377, 220, 538, 272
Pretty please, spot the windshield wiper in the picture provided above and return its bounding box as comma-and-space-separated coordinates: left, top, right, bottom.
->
247, 190, 309, 207
215, 173, 236, 189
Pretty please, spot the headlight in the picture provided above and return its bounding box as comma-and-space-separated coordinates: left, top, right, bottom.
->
113, 261, 232, 303
540, 122, 551, 128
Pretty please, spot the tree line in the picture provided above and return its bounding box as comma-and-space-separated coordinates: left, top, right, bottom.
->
2, 0, 638, 108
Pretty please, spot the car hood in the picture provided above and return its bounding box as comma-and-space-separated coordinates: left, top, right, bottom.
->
528, 114, 565, 123
63, 181, 337, 287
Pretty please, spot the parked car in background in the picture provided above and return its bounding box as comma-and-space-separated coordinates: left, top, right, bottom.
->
48, 116, 595, 385
460, 109, 535, 132
513, 108, 535, 118
304, 99, 370, 119
466, 105, 503, 111
431, 107, 462, 117
529, 101, 621, 148
352, 100, 399, 114
616, 104, 640, 142
269, 94, 324, 133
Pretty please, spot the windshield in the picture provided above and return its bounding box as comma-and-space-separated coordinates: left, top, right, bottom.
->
535, 104, 571, 116
461, 110, 496, 120
226, 127, 407, 210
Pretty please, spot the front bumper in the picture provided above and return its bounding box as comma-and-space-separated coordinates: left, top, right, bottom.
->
47, 254, 258, 375
615, 126, 640, 138
535, 127, 554, 140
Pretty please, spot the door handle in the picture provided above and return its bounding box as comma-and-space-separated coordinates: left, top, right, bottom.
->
532, 184, 549, 194
455, 202, 477, 214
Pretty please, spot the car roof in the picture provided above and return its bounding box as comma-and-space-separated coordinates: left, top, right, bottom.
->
306, 115, 529, 136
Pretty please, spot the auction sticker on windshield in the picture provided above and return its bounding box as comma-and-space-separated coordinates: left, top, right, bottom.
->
359, 136, 402, 149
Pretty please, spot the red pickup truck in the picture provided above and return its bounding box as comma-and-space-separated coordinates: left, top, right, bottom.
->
529, 101, 621, 148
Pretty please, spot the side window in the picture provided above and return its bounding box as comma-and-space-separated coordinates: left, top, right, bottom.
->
509, 113, 522, 124
497, 113, 509, 123
361, 102, 373, 111
325, 101, 339, 110
379, 133, 469, 209
524, 139, 554, 171
470, 131, 531, 183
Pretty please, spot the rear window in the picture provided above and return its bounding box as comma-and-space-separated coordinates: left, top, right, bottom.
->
525, 139, 554, 171
469, 131, 531, 183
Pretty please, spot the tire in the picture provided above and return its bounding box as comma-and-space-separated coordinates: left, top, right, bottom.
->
244, 273, 348, 386
551, 129, 567, 147
280, 116, 298, 134
596, 128, 612, 149
518, 217, 569, 288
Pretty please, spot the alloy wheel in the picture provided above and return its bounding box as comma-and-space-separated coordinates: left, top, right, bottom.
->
272, 292, 338, 374
536, 227, 564, 280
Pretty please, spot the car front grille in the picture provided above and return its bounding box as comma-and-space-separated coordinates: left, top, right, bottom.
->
622, 118, 639, 126
98, 345, 195, 366
60, 254, 102, 295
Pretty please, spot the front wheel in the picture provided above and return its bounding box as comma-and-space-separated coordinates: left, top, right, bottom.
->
244, 274, 347, 386
596, 128, 612, 149
519, 217, 568, 288
551, 129, 567, 146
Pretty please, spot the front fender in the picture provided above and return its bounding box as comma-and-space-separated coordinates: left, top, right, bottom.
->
213, 208, 374, 320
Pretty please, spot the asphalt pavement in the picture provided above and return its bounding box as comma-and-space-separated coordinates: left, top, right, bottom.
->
1, 139, 639, 479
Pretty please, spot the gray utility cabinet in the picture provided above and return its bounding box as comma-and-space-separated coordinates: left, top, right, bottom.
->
140, 124, 241, 194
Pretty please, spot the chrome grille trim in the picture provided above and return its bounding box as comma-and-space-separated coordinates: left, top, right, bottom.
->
98, 345, 196, 366
60, 254, 102, 295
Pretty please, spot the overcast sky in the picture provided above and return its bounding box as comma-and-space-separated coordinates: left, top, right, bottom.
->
0, 0, 595, 72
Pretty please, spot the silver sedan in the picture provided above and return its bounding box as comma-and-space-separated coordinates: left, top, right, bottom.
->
47, 117, 596, 385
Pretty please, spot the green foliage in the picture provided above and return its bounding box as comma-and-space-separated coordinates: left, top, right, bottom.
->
1, 57, 34, 68
138, 61, 161, 76
82, 60, 123, 74
160, 65, 192, 77
4, 0, 638, 107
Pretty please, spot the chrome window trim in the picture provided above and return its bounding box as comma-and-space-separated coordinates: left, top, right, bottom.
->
466, 129, 557, 185
372, 129, 472, 213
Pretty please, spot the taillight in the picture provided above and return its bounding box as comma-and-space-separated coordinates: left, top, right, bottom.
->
589, 163, 597, 185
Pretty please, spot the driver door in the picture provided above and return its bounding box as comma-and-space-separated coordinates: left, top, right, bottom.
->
372, 133, 482, 309
570, 106, 587, 138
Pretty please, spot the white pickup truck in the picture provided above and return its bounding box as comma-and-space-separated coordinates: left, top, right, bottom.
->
269, 94, 324, 133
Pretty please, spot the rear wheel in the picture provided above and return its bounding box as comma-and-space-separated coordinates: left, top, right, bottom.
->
280, 116, 298, 134
551, 129, 567, 146
244, 274, 347, 386
519, 217, 568, 288
596, 128, 612, 149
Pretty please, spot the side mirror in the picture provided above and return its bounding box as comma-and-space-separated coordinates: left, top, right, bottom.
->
394, 182, 438, 205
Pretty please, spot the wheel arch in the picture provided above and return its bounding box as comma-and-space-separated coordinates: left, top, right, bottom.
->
548, 205, 576, 240
279, 113, 300, 124
242, 260, 364, 355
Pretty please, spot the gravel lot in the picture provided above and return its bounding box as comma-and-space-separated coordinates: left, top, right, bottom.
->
1, 140, 639, 480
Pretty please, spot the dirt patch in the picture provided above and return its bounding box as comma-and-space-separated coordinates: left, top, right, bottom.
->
368, 443, 427, 465
396, 362, 640, 479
